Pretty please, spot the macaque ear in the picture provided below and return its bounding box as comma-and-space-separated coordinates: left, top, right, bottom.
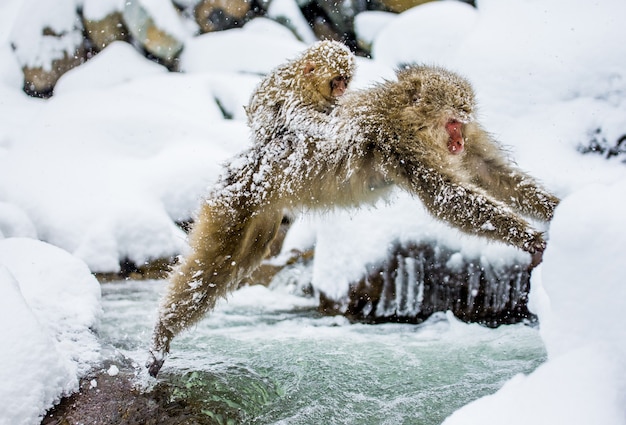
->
303, 62, 316, 76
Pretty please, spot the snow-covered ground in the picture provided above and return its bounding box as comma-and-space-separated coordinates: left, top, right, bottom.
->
0, 0, 625, 424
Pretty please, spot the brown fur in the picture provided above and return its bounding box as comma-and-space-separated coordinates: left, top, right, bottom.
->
245, 39, 355, 145
146, 64, 559, 377
147, 41, 356, 376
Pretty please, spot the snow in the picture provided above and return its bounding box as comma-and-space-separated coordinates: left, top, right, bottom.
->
180, 20, 307, 74
311, 191, 529, 301
10, 0, 83, 70
135, 0, 189, 40
267, 0, 318, 44
443, 180, 626, 425
53, 41, 169, 94
353, 11, 396, 48
0, 238, 101, 425
0, 0, 625, 423
82, 0, 125, 21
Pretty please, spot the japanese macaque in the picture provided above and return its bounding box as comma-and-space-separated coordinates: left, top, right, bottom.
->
245, 39, 355, 145
146, 64, 559, 377
146, 41, 355, 377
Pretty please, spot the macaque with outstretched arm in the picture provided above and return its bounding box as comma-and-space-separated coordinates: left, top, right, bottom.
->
147, 64, 559, 377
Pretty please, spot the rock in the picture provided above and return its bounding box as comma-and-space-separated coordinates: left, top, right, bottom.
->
298, 0, 391, 53
19, 28, 87, 98
95, 257, 176, 282
42, 355, 281, 425
122, 0, 185, 68
83, 11, 129, 52
318, 242, 534, 327
379, 0, 436, 13
10, 1, 88, 97
577, 127, 626, 162
353, 11, 396, 54
194, 0, 258, 33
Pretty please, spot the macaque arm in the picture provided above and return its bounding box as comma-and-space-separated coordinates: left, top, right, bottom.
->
463, 128, 560, 221
467, 153, 560, 222
392, 155, 545, 254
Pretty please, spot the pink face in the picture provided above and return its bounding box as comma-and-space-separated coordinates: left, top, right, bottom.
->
445, 119, 464, 154
330, 76, 348, 98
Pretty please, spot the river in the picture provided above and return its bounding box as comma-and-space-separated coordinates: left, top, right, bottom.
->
99, 279, 545, 425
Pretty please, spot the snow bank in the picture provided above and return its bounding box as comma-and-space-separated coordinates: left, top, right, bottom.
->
267, 0, 318, 44
443, 181, 626, 425
180, 19, 306, 74
10, 0, 83, 70
0, 238, 101, 425
53, 41, 168, 94
82, 0, 125, 21
0, 40, 253, 272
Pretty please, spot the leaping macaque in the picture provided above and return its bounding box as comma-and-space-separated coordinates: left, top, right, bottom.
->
146, 41, 356, 377
147, 60, 559, 377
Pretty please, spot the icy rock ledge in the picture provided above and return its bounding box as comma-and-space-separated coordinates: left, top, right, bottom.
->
318, 242, 533, 327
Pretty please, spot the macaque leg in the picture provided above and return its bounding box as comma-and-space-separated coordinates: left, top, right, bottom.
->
147, 202, 282, 377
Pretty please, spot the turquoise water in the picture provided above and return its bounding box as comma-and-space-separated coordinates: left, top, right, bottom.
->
99, 280, 546, 424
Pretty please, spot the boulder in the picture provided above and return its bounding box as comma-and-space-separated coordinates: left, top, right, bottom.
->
318, 242, 534, 326
19, 28, 87, 98
379, 0, 436, 13
122, 0, 185, 68
194, 0, 258, 33
83, 11, 129, 52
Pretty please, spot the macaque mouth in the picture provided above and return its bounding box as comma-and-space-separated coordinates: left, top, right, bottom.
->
445, 119, 464, 154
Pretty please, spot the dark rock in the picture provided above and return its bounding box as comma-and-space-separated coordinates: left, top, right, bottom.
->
319, 242, 535, 327
95, 257, 176, 282
378, 0, 435, 13
577, 127, 626, 162
42, 356, 281, 425
122, 0, 184, 68
83, 11, 129, 52
20, 29, 87, 98
194, 0, 260, 33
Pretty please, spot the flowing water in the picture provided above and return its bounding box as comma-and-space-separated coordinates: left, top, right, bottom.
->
99, 280, 546, 425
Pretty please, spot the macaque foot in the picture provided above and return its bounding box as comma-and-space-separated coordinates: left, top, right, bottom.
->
146, 320, 172, 377
146, 350, 167, 378
528, 250, 544, 270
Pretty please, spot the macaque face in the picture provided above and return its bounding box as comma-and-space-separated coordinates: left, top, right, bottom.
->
330, 76, 349, 98
445, 119, 464, 154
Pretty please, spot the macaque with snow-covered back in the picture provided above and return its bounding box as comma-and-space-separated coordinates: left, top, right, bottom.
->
147, 61, 559, 377
147, 40, 356, 377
